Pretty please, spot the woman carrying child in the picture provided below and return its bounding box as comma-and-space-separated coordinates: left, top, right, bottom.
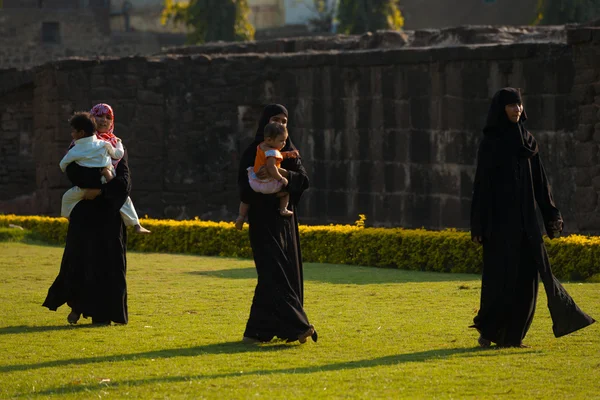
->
43, 111, 132, 325
237, 104, 317, 344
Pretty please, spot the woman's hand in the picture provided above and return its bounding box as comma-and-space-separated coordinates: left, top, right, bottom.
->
82, 188, 101, 200
548, 219, 563, 239
101, 167, 114, 182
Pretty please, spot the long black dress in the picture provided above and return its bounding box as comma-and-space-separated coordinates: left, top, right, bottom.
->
238, 104, 315, 342
470, 88, 595, 346
43, 151, 131, 324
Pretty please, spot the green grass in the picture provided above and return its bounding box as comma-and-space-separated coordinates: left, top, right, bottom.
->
1, 242, 599, 399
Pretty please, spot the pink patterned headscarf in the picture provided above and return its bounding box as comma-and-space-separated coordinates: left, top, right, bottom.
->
90, 103, 119, 147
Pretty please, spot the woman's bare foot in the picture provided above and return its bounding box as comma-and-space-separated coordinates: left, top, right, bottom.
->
134, 224, 151, 234
235, 216, 245, 230
298, 325, 315, 344
279, 208, 294, 217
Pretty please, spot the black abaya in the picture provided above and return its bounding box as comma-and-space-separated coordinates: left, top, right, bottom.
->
471, 88, 594, 346
238, 104, 314, 342
43, 151, 131, 324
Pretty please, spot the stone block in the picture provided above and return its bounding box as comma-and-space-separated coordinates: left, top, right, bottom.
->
575, 167, 593, 186
1, 120, 18, 130
574, 187, 597, 212
357, 161, 373, 193
327, 191, 349, 218
440, 196, 465, 228
592, 174, 600, 190
576, 212, 600, 232
137, 90, 164, 105
384, 163, 406, 193
431, 167, 460, 196
574, 143, 598, 167
405, 194, 441, 229
579, 104, 598, 124
409, 166, 432, 196
574, 69, 597, 85
571, 84, 594, 104
575, 124, 594, 142
440, 96, 465, 131
409, 130, 432, 164
567, 28, 592, 44
594, 123, 600, 142
410, 97, 431, 130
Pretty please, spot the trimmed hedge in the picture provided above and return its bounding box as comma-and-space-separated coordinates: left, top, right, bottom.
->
1, 214, 599, 281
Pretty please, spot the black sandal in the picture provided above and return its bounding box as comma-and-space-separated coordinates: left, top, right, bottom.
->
67, 311, 80, 325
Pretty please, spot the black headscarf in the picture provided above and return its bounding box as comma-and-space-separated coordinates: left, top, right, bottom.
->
254, 104, 288, 142
482, 87, 538, 164
239, 104, 299, 203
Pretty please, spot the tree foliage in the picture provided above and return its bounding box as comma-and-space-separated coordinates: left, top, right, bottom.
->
533, 0, 600, 25
162, 0, 255, 44
336, 0, 404, 35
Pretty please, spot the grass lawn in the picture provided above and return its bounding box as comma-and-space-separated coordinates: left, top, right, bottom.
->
1, 242, 599, 399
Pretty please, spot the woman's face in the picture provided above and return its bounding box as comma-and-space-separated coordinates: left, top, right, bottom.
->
504, 103, 523, 123
269, 113, 288, 128
94, 114, 112, 132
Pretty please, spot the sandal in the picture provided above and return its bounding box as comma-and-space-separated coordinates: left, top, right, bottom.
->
67, 311, 80, 325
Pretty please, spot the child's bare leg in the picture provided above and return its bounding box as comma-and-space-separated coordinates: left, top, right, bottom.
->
236, 202, 249, 230
279, 193, 293, 217
277, 167, 289, 178
120, 197, 151, 234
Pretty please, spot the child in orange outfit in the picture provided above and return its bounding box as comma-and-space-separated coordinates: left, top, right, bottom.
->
235, 122, 299, 230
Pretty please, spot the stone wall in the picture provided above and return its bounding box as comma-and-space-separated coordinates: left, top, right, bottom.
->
568, 27, 600, 232
0, 70, 36, 212
1, 26, 599, 232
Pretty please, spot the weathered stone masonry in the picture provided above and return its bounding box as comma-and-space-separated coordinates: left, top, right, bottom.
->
1, 26, 599, 233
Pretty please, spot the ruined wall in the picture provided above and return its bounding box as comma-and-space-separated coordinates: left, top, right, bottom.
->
568, 27, 600, 232
0, 70, 36, 213
1, 41, 582, 230
2, 26, 600, 231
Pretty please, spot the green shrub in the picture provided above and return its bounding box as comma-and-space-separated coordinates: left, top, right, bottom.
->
1, 215, 599, 281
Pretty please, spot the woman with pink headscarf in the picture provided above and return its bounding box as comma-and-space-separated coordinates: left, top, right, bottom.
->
43, 103, 141, 325
90, 103, 150, 234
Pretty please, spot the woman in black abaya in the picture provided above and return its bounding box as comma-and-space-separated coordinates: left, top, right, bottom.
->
238, 104, 317, 343
43, 150, 131, 325
470, 87, 595, 347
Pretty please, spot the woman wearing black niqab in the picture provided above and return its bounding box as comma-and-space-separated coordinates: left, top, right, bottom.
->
470, 88, 595, 347
238, 104, 317, 343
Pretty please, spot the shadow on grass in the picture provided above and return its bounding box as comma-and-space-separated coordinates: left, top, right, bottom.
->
0, 324, 96, 335
19, 346, 537, 397
0, 340, 294, 374
189, 263, 480, 284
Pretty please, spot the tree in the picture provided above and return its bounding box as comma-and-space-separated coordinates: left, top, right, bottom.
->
336, 0, 404, 35
533, 0, 600, 25
162, 0, 255, 44
298, 0, 336, 33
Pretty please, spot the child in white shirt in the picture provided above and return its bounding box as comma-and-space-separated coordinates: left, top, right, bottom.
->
60, 111, 150, 234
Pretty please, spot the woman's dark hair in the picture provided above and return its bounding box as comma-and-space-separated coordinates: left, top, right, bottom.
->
263, 122, 287, 140
69, 112, 97, 136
